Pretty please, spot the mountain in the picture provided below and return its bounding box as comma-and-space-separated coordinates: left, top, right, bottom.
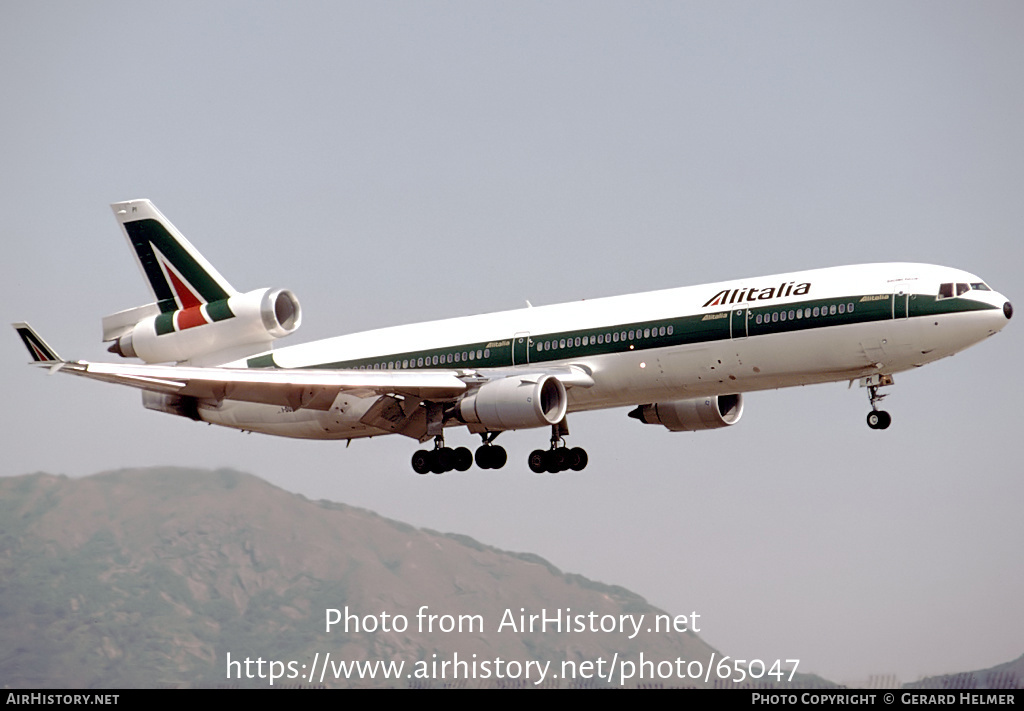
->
1, 467, 730, 688
904, 654, 1024, 691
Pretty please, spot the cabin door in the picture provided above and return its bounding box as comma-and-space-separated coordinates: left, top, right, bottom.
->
512, 332, 531, 365
893, 287, 910, 319
730, 308, 750, 340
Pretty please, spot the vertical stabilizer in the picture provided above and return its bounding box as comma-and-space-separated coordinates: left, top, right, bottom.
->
111, 200, 238, 314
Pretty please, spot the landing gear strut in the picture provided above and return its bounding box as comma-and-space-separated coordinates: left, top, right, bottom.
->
861, 374, 894, 430
411, 435, 473, 475
528, 423, 588, 474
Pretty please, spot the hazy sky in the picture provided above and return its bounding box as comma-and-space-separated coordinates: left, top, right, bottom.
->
2, 1, 1021, 684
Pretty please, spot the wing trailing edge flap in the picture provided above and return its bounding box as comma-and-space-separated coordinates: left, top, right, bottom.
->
357, 394, 432, 441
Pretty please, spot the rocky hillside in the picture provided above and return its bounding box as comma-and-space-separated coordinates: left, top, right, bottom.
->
1, 467, 726, 688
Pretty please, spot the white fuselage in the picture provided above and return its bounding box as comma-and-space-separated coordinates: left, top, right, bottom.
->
199, 262, 1011, 440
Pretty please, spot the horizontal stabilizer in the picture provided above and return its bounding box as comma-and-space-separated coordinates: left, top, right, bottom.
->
102, 303, 161, 342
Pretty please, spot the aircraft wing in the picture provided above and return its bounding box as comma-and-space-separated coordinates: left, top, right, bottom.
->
13, 322, 597, 420
63, 361, 469, 410
14, 322, 466, 411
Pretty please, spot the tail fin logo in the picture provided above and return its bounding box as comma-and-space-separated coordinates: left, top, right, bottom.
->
13, 323, 60, 363
124, 218, 233, 314
164, 261, 204, 310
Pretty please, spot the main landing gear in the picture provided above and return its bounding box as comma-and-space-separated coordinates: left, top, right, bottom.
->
411, 433, 506, 474
528, 423, 588, 474
411, 436, 473, 474
862, 374, 894, 430
409, 426, 589, 474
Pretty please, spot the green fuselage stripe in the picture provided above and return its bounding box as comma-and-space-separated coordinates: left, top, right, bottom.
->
246, 293, 996, 372
205, 299, 235, 322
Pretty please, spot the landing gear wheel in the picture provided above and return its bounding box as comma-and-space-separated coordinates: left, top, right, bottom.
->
490, 445, 507, 469
475, 446, 492, 469
866, 410, 891, 430
411, 450, 431, 475
552, 447, 571, 472
431, 447, 455, 474
569, 447, 588, 471
528, 450, 547, 473
453, 447, 473, 472
475, 445, 507, 470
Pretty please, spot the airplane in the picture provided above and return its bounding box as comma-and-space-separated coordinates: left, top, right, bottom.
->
14, 199, 1013, 474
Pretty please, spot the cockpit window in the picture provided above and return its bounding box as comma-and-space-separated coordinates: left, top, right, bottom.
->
956, 283, 970, 296
970, 282, 991, 291
938, 283, 954, 299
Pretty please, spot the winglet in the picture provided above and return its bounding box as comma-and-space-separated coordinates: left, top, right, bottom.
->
12, 322, 63, 365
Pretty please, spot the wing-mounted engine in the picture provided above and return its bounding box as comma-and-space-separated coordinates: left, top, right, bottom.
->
104, 287, 301, 364
456, 374, 567, 430
628, 394, 743, 432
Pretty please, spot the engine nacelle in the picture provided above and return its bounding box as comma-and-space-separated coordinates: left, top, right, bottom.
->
109, 287, 301, 364
457, 374, 567, 430
629, 394, 744, 432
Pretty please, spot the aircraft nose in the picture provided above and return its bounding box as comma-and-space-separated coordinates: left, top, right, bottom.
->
1005, 301, 1013, 320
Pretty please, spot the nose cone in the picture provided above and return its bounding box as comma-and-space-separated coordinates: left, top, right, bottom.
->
1005, 301, 1013, 320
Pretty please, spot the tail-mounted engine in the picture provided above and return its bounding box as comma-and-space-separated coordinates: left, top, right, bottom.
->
104, 287, 301, 364
628, 394, 744, 432
457, 374, 567, 430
